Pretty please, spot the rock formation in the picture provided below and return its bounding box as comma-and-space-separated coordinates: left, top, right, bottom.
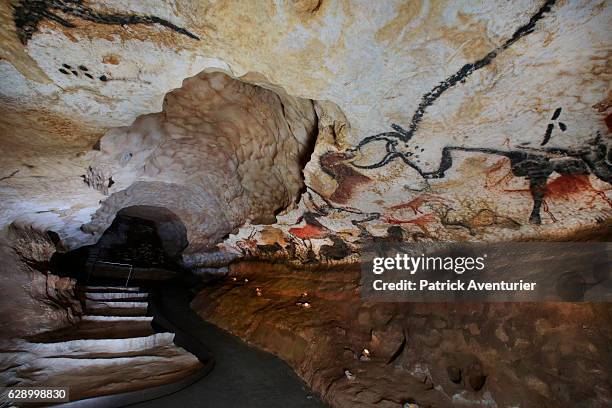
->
194, 262, 612, 407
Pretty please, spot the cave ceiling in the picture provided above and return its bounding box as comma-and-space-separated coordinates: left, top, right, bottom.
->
0, 0, 610, 258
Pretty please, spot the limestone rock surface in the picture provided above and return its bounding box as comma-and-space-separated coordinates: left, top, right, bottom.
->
0, 0, 609, 256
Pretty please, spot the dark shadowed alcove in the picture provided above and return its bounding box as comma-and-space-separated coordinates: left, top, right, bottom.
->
96, 205, 188, 266
52, 206, 188, 282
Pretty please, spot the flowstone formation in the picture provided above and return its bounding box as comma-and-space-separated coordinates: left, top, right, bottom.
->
80, 71, 317, 252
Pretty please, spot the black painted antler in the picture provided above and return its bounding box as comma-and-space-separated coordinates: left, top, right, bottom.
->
349, 124, 412, 169
355, 124, 411, 149
350, 0, 557, 172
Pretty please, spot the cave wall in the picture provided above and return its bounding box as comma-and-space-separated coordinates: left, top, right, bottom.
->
0, 0, 609, 261
0, 2, 610, 406
193, 262, 612, 408
0, 225, 81, 340
79, 71, 317, 251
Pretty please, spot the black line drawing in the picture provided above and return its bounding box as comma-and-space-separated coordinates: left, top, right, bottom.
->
0, 170, 20, 182
541, 107, 567, 146
354, 135, 612, 224
349, 0, 612, 224
352, 0, 557, 151
13, 0, 200, 45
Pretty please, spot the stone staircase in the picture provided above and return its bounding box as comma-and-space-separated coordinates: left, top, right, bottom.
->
0, 285, 202, 404
83, 287, 149, 317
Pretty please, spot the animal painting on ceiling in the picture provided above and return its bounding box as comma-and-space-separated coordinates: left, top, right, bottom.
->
12, 0, 200, 45
349, 0, 611, 224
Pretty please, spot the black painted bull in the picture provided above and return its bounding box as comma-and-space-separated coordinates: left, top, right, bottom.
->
349, 126, 611, 224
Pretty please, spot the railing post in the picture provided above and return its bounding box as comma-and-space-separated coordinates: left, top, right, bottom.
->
125, 265, 133, 288
88, 259, 134, 287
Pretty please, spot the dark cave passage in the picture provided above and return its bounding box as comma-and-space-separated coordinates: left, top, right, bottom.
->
95, 205, 188, 267
52, 205, 189, 283
24, 205, 328, 407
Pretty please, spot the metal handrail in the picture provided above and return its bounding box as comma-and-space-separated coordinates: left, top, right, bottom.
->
89, 257, 134, 287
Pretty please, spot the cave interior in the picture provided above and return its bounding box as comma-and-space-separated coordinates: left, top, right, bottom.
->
1, 1, 611, 408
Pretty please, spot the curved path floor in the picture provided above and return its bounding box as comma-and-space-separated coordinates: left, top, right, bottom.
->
132, 284, 327, 408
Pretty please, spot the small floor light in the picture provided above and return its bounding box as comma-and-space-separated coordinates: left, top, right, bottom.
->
296, 301, 311, 308
344, 369, 356, 381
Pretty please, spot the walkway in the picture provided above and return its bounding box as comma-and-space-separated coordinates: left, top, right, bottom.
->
132, 284, 326, 408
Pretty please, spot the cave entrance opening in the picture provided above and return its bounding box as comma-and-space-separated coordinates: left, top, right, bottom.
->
53, 205, 188, 285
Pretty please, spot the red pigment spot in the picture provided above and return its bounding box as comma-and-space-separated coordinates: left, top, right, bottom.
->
320, 152, 371, 204
502, 174, 612, 221
545, 174, 590, 197
545, 174, 612, 206
606, 112, 612, 133
289, 223, 327, 239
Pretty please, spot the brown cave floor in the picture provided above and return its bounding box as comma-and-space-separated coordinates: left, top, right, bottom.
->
192, 262, 612, 408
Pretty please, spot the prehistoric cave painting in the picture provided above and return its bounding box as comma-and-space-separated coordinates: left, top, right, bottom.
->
381, 213, 437, 235
319, 235, 352, 261
486, 159, 612, 223
357, 138, 612, 224
541, 107, 567, 146
236, 229, 258, 256
288, 212, 328, 240
379, 193, 452, 235
436, 205, 522, 236
319, 151, 371, 204
350, 0, 612, 224
57, 63, 98, 79
0, 170, 20, 182
387, 193, 450, 216
353, 0, 557, 151
304, 187, 383, 228
357, 225, 429, 255
256, 242, 283, 256
13, 0, 200, 45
